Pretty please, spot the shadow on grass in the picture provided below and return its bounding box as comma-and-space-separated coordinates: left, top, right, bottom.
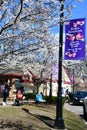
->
0, 119, 31, 130
22, 108, 55, 129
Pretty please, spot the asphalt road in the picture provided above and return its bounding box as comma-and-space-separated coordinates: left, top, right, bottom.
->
64, 103, 83, 116
64, 103, 87, 124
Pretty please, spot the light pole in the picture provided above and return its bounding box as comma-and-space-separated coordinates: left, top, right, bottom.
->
68, 65, 75, 94
54, 0, 65, 129
49, 73, 52, 98
72, 69, 74, 94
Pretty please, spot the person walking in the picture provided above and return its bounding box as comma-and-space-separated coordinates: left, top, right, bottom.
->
2, 79, 10, 106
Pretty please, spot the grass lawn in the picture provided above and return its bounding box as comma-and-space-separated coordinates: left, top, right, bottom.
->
0, 103, 86, 130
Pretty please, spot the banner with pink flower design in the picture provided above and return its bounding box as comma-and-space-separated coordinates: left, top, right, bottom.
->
64, 18, 86, 60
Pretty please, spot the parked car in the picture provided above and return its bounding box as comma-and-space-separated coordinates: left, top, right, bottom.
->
83, 97, 87, 120
73, 91, 87, 105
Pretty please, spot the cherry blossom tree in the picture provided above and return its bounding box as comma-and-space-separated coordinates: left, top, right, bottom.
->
0, 0, 83, 82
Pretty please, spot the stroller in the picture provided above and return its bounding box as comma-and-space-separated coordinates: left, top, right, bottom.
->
14, 86, 24, 106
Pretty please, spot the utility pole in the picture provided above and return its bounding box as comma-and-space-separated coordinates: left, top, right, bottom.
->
72, 69, 74, 94
54, 0, 65, 129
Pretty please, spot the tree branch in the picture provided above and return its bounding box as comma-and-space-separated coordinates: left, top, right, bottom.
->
14, 0, 23, 24
0, 0, 23, 35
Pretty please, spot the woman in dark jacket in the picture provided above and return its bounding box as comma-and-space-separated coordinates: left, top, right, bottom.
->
2, 79, 10, 106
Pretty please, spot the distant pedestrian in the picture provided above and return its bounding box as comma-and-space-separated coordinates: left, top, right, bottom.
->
14, 79, 25, 106
65, 89, 69, 96
40, 92, 44, 98
2, 79, 10, 106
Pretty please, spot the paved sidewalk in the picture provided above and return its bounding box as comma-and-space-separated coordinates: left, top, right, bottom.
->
0, 99, 36, 106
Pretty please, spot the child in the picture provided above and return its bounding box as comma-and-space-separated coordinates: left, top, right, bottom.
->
14, 83, 24, 106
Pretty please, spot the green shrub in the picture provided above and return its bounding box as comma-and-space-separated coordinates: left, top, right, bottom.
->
24, 93, 36, 100
45, 96, 70, 105
62, 96, 70, 104
44, 96, 57, 104
23, 93, 70, 105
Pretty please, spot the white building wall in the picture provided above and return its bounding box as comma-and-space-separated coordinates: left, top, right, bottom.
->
40, 81, 71, 97
39, 64, 72, 96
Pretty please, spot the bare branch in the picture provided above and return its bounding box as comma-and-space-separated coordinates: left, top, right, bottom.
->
14, 0, 23, 24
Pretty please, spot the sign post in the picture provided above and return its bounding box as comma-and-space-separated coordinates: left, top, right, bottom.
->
54, 0, 65, 129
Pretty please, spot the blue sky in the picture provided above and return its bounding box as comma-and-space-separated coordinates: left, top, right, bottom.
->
71, 0, 87, 19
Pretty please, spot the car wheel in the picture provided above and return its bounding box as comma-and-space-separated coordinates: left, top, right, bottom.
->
83, 104, 87, 120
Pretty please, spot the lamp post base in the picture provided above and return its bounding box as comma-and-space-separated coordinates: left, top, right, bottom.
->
54, 118, 65, 129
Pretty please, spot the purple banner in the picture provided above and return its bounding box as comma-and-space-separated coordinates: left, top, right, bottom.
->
64, 18, 86, 60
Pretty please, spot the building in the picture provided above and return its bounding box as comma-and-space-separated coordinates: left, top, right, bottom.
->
0, 64, 72, 98
38, 64, 72, 97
